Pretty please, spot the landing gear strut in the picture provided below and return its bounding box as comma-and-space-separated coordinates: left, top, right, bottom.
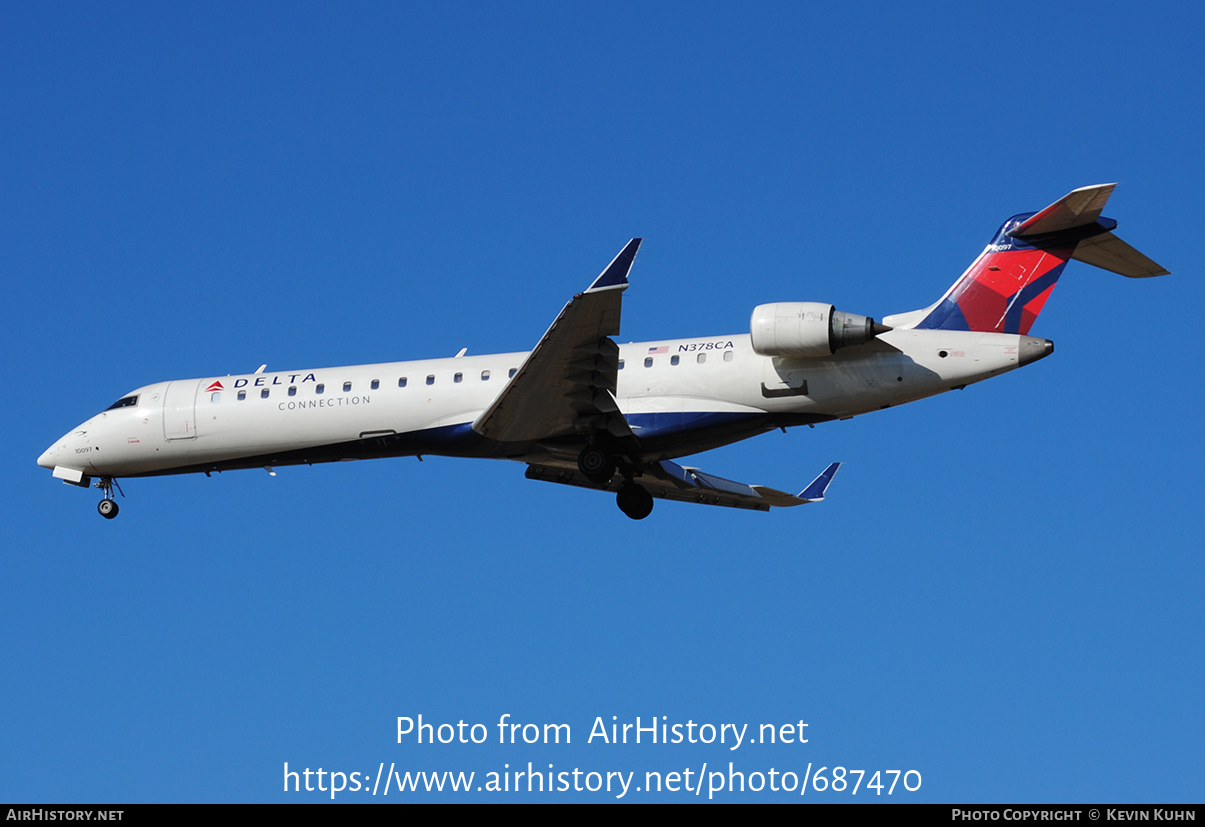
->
616, 481, 654, 520
577, 445, 652, 518
95, 477, 122, 519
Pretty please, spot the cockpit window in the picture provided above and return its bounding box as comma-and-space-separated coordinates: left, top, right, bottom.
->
106, 395, 138, 410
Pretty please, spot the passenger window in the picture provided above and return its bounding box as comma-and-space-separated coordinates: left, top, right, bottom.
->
343, 381, 352, 392
508, 368, 517, 378
237, 390, 246, 401
211, 392, 221, 403
371, 379, 380, 390
697, 353, 707, 364
316, 384, 325, 394
426, 375, 435, 385
671, 355, 680, 366
261, 388, 270, 399
724, 351, 734, 362
618, 359, 625, 370
398, 377, 407, 388
454, 372, 463, 383
644, 357, 653, 368
481, 370, 490, 381
288, 386, 297, 397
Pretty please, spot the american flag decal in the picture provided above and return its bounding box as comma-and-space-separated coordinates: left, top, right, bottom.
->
647, 346, 668, 354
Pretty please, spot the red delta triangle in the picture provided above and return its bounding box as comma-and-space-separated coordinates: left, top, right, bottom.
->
953, 249, 1068, 334
206, 381, 224, 392
1019, 282, 1058, 335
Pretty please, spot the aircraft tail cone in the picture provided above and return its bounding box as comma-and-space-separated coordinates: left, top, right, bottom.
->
1018, 337, 1054, 366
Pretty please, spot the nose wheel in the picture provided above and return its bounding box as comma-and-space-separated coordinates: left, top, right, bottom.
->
94, 477, 124, 519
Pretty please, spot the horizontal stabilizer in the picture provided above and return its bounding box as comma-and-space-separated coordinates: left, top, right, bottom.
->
903, 183, 1167, 334
1072, 231, 1170, 278
1010, 183, 1115, 237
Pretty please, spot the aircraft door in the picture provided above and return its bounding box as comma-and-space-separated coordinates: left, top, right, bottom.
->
163, 380, 201, 440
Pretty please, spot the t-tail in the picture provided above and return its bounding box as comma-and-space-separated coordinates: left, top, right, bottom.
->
885, 184, 1169, 334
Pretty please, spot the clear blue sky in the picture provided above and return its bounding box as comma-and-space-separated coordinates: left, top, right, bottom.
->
3, 1, 1201, 803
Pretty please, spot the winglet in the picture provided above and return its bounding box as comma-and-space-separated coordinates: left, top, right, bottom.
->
587, 238, 642, 291
798, 462, 842, 502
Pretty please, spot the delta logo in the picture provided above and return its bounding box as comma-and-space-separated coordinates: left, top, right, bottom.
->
206, 381, 225, 392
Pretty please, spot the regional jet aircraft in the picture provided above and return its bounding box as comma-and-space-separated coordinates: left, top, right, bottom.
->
39, 184, 1167, 519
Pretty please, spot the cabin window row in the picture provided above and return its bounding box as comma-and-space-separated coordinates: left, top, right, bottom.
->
216, 367, 521, 401
212, 353, 729, 402
619, 351, 735, 370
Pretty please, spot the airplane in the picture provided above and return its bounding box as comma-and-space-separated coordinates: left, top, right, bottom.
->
38, 184, 1168, 520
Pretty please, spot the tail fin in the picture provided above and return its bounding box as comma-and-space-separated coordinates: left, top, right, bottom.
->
891, 184, 1169, 334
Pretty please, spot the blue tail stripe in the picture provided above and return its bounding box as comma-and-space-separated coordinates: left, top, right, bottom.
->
1002, 266, 1065, 333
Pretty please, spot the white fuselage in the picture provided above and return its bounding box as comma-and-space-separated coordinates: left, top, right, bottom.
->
38, 328, 1050, 481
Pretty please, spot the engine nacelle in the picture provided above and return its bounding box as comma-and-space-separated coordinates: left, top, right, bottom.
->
750, 302, 888, 358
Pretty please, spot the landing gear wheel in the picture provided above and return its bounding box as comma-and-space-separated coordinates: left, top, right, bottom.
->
94, 476, 123, 519
577, 446, 616, 483
616, 482, 654, 520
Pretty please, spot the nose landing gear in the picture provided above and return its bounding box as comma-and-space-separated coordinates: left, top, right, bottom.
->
94, 477, 123, 519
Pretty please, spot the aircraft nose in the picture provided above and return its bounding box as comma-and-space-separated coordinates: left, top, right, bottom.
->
38, 442, 58, 469
38, 430, 73, 470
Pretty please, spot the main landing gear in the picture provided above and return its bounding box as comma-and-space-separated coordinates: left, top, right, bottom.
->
577, 446, 654, 520
577, 446, 616, 483
95, 477, 123, 519
616, 481, 653, 520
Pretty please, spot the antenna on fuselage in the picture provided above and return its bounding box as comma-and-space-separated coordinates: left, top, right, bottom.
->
255, 364, 267, 374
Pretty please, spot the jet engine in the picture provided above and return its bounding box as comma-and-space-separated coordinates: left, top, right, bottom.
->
750, 302, 889, 358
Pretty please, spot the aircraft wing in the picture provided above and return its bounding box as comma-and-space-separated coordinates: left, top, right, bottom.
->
525, 460, 842, 512
473, 239, 642, 444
